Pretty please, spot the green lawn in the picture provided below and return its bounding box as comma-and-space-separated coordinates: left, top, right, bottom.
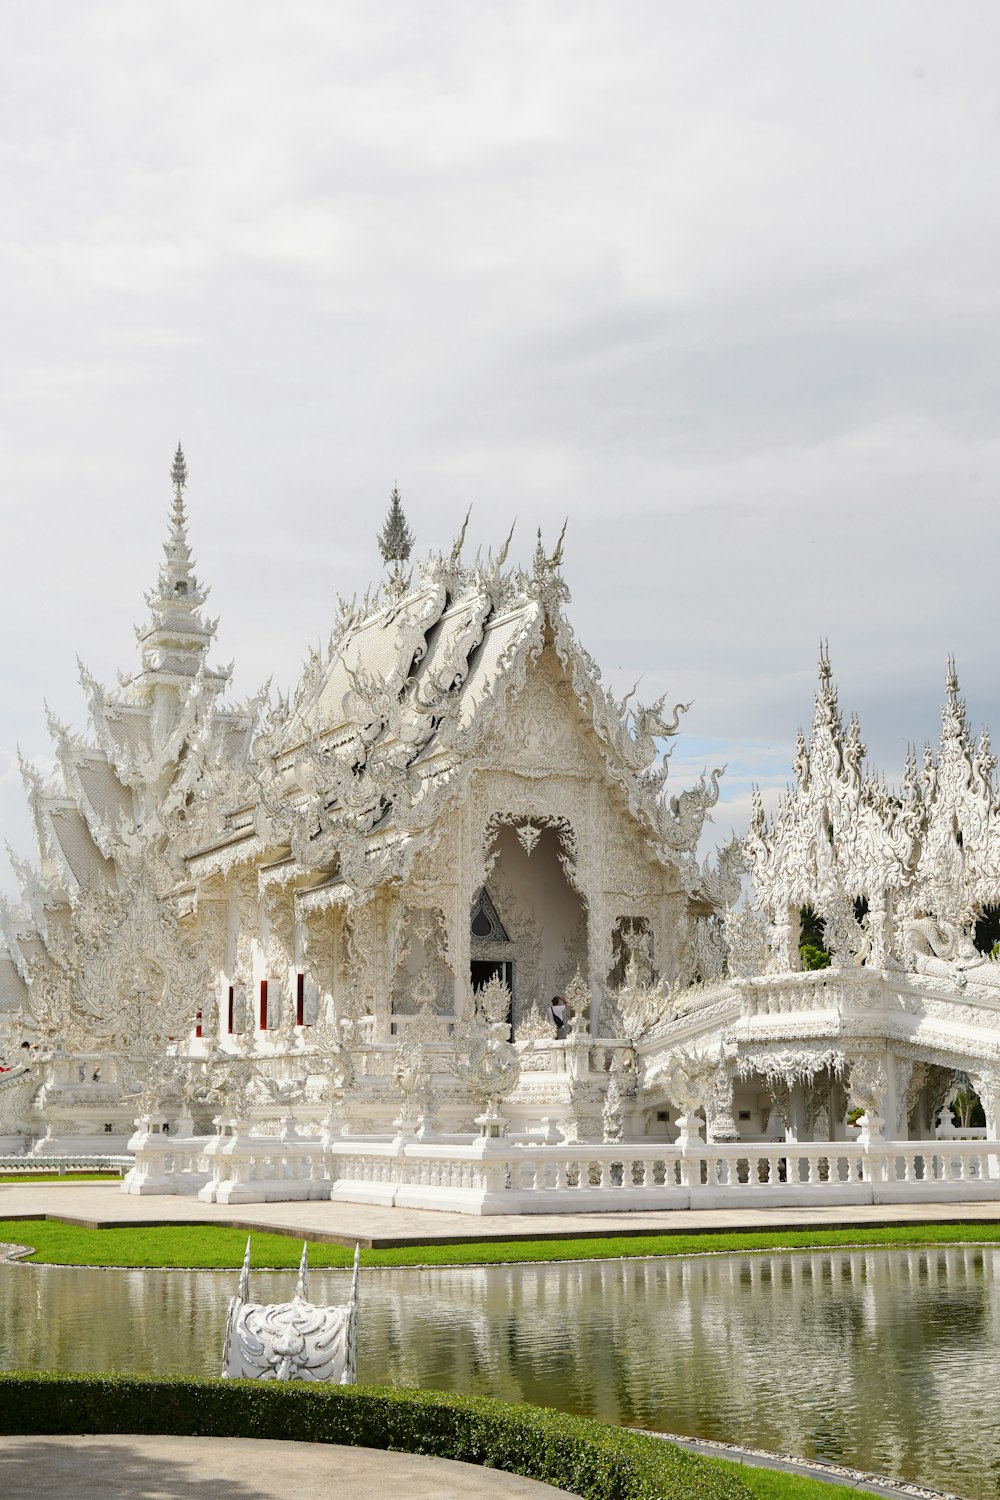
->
1, 1216, 999, 1268
0, 1173, 122, 1183
717, 1461, 871, 1500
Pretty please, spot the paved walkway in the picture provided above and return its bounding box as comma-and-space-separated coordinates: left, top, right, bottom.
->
0, 1435, 578, 1499
3, 1181, 1000, 1246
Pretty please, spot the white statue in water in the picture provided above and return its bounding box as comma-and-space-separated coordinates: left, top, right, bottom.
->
221, 1238, 360, 1383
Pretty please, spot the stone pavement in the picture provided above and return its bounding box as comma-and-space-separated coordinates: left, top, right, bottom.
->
0, 1435, 578, 1499
3, 1180, 1000, 1246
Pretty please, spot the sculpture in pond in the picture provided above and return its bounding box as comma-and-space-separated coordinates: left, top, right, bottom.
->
221, 1238, 360, 1383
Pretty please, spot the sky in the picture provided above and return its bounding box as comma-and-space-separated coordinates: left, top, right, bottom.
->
2, 2, 1000, 898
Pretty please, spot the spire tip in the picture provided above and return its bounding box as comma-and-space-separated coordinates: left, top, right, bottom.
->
170, 443, 187, 492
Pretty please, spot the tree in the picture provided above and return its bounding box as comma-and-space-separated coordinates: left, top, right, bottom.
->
950, 1080, 986, 1130
799, 904, 830, 970
974, 903, 1000, 957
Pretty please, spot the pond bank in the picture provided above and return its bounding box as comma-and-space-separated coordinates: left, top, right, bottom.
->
655, 1433, 966, 1500
3, 1180, 1000, 1252
4, 1209, 1000, 1269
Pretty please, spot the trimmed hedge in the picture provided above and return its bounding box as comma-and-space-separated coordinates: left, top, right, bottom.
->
0, 1374, 752, 1500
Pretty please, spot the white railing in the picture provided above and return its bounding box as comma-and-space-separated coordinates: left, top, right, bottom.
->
194, 1133, 331, 1205
736, 971, 854, 1017
0, 1153, 133, 1175
121, 1134, 211, 1196
122, 1128, 1000, 1213
935, 1121, 988, 1139
328, 1136, 1000, 1214
122, 1129, 331, 1202
0, 1064, 34, 1086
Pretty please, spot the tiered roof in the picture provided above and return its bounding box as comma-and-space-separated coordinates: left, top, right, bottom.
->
745, 648, 1000, 962
188, 523, 724, 901
0, 471, 726, 1023
0, 450, 262, 1007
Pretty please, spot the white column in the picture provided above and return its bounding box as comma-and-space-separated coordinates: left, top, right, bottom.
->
970, 1070, 1000, 1140
785, 1081, 811, 1143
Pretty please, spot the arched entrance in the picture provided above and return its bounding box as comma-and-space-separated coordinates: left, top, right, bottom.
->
471, 821, 587, 1036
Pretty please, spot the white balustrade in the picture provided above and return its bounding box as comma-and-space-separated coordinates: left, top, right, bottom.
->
0, 1153, 132, 1175
738, 971, 851, 1018
122, 1123, 1000, 1213
328, 1135, 1000, 1213
122, 1132, 210, 1196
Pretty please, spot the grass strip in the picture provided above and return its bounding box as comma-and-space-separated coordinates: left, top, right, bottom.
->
1, 1216, 999, 1268
364, 1221, 1000, 1267
0, 1220, 352, 1269
0, 1173, 122, 1182
712, 1462, 872, 1500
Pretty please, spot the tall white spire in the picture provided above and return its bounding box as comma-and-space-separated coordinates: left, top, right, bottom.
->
134, 444, 227, 696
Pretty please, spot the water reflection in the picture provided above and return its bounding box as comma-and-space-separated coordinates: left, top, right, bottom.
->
1, 1248, 997, 1500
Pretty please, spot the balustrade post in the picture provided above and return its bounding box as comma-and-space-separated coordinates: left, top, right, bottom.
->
857, 1107, 886, 1185
478, 1149, 508, 1201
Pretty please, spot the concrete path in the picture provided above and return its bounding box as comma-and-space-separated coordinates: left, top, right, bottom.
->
2, 1181, 1000, 1247
0, 1434, 579, 1499
0, 1430, 960, 1500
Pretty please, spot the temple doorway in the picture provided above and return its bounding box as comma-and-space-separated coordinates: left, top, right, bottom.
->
472, 820, 587, 1035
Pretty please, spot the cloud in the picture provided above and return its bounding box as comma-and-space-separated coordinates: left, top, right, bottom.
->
2, 3, 1000, 896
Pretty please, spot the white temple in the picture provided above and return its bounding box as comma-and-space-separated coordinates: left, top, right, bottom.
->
3, 450, 1000, 1211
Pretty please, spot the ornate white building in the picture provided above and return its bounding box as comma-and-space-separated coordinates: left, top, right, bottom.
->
3, 451, 1000, 1211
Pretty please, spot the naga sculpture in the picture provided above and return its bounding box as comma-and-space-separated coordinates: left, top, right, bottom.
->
222, 1238, 361, 1383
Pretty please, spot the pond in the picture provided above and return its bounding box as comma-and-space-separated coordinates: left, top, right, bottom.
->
1, 1246, 996, 1500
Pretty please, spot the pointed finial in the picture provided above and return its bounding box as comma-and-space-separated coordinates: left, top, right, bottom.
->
44, 702, 72, 755
533, 526, 546, 573
170, 443, 187, 492
377, 484, 415, 572
495, 519, 516, 569
295, 1241, 309, 1301
548, 518, 568, 569
818, 639, 832, 683
17, 749, 43, 799
237, 1235, 251, 1302
946, 654, 960, 703
449, 507, 472, 569
749, 786, 767, 834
